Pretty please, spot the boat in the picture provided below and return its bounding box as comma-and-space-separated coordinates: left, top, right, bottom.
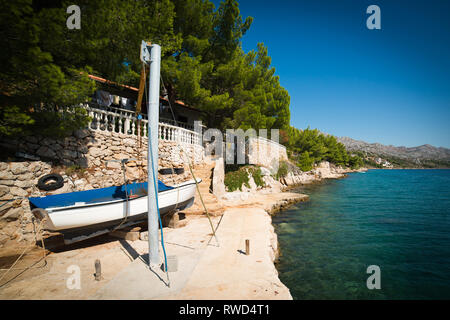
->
28, 179, 200, 244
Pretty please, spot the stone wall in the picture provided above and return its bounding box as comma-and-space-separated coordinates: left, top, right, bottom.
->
0, 128, 203, 169
247, 137, 288, 170
0, 128, 204, 247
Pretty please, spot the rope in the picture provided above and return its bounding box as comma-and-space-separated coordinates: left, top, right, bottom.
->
0, 217, 48, 288
143, 64, 181, 211
0, 197, 26, 209
148, 129, 170, 287
160, 75, 220, 247
111, 160, 130, 232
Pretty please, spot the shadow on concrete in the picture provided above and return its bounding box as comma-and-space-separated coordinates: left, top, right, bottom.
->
119, 239, 140, 260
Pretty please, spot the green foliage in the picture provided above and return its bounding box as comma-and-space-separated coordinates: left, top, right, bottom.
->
0, 106, 35, 136
248, 166, 265, 187
0, 0, 179, 137
297, 151, 314, 172
276, 161, 289, 179
348, 154, 364, 169
224, 167, 250, 191
285, 127, 355, 170
1, 0, 290, 138
224, 165, 265, 191
162, 0, 290, 132
65, 164, 86, 177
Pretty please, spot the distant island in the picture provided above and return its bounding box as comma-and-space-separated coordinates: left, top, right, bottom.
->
336, 136, 450, 169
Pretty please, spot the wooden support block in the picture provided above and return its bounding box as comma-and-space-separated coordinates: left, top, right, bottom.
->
139, 231, 148, 241
245, 239, 250, 255
109, 230, 140, 241
122, 226, 142, 232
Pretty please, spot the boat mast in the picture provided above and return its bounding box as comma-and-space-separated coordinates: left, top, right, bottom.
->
141, 41, 161, 265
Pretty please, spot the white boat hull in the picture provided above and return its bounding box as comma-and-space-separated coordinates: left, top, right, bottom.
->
32, 180, 199, 237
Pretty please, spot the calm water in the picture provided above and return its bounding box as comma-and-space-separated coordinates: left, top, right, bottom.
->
273, 169, 450, 299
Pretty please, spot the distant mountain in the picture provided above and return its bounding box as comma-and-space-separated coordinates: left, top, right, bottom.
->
336, 136, 450, 162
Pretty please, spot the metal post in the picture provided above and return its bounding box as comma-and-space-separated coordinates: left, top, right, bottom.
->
147, 44, 161, 265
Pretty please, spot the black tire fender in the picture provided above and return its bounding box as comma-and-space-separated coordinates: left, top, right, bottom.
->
37, 173, 64, 191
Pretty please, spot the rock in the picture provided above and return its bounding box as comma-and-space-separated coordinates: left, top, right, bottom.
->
17, 172, 34, 181
139, 231, 149, 241
89, 147, 104, 158
123, 138, 136, 146
25, 136, 39, 144
248, 176, 257, 191
74, 158, 88, 168
36, 146, 56, 159
9, 187, 28, 197
62, 159, 75, 167
28, 162, 42, 173
126, 167, 141, 180
260, 167, 271, 176
14, 180, 34, 189
0, 180, 15, 186
0, 200, 13, 214
74, 128, 91, 139
50, 143, 63, 151
41, 138, 55, 146
26, 143, 40, 151
48, 183, 72, 195
62, 149, 78, 159
0, 186, 9, 197
77, 145, 88, 154
74, 179, 85, 187
113, 153, 128, 160
0, 171, 14, 180
0, 193, 13, 201
0, 234, 9, 246
1, 207, 22, 221
106, 161, 121, 169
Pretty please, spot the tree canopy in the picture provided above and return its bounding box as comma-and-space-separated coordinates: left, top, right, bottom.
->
1, 0, 289, 136
281, 127, 362, 171
0, 0, 359, 168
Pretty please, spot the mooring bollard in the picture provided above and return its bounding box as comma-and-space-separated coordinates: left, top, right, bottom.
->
245, 239, 250, 255
95, 259, 101, 281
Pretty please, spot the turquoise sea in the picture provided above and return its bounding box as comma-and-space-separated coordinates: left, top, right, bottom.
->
273, 169, 450, 299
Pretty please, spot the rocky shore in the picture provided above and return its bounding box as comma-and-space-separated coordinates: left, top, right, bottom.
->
220, 160, 367, 202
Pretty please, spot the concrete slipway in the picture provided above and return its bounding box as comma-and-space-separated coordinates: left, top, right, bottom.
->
0, 192, 307, 299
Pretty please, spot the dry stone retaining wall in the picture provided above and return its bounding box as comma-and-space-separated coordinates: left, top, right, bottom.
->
247, 137, 288, 170
0, 128, 204, 246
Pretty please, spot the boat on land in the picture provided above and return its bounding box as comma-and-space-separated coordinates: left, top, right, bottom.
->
29, 179, 200, 244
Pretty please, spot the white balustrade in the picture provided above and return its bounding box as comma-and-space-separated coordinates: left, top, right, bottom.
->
85, 104, 201, 146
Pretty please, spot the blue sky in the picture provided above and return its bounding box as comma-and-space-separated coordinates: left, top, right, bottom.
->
213, 0, 450, 148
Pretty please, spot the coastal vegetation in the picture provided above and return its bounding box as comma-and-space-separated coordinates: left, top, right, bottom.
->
224, 165, 265, 191
282, 127, 363, 171
1, 0, 361, 170
1, 0, 288, 136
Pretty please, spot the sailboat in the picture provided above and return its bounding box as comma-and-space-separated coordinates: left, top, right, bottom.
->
29, 179, 200, 243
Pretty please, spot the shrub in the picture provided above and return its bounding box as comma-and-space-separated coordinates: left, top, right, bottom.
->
297, 151, 314, 172
248, 166, 265, 187
65, 164, 86, 177
276, 161, 289, 179
224, 168, 250, 191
